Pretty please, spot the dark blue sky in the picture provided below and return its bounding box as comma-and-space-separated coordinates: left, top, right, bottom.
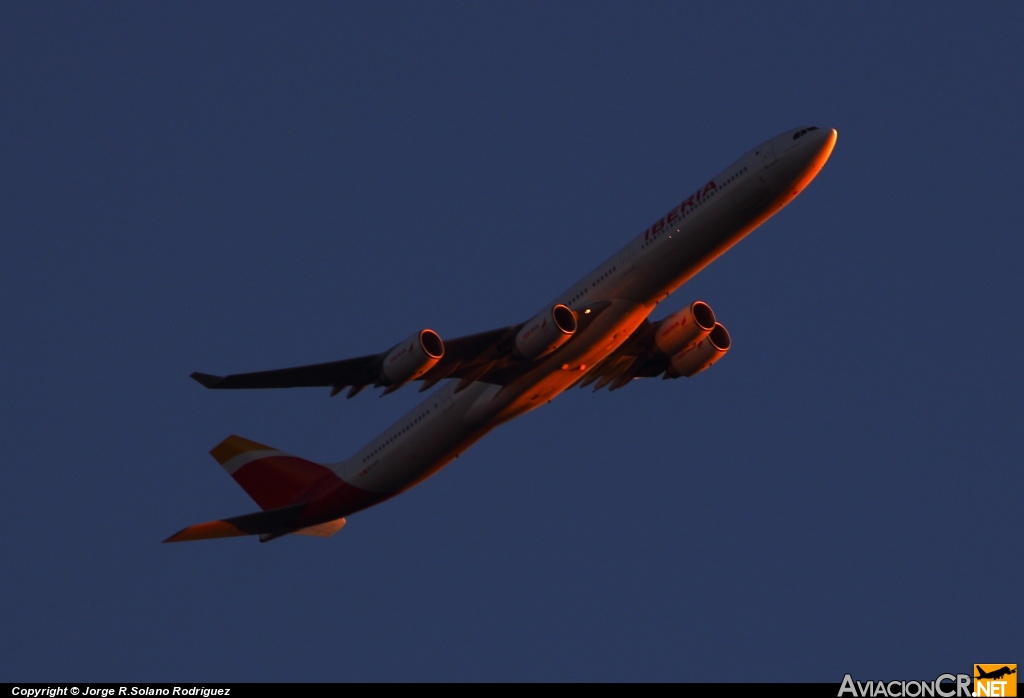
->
2, 3, 1020, 682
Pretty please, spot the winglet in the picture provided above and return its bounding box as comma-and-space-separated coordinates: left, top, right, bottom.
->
191, 372, 225, 388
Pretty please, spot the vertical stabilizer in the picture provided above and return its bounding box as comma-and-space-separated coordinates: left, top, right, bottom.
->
211, 435, 338, 510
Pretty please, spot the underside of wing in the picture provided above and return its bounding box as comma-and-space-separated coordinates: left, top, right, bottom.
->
191, 353, 379, 391
191, 300, 617, 397
573, 319, 662, 391
574, 301, 733, 391
190, 325, 523, 398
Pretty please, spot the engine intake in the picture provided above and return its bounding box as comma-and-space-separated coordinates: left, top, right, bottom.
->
514, 304, 577, 359
654, 301, 717, 356
380, 329, 445, 386
666, 323, 731, 378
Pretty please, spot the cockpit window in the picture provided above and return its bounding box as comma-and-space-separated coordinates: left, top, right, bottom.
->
792, 126, 820, 140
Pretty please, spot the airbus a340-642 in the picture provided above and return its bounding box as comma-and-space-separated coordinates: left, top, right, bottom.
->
167, 126, 837, 543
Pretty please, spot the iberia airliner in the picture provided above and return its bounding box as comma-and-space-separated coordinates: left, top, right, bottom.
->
168, 126, 837, 543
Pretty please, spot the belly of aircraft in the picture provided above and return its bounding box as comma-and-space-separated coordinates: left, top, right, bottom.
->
337, 298, 652, 496
488, 298, 652, 420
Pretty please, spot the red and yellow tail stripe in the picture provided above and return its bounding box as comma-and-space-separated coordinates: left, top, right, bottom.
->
165, 435, 380, 542
211, 435, 339, 511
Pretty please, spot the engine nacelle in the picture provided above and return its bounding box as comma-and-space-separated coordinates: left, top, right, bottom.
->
380, 329, 445, 385
654, 301, 717, 356
666, 323, 731, 378
514, 304, 577, 359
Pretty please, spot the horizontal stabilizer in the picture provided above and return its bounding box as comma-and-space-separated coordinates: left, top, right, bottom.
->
164, 503, 305, 543
295, 517, 347, 537
164, 520, 250, 542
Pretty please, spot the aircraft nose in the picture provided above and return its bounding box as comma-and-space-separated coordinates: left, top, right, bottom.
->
791, 126, 837, 172
816, 127, 838, 153
815, 127, 838, 165
786, 127, 837, 190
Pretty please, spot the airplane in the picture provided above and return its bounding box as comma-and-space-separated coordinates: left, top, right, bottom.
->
976, 666, 1017, 681
166, 125, 838, 543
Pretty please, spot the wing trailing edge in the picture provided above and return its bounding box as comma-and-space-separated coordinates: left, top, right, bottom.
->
188, 301, 616, 398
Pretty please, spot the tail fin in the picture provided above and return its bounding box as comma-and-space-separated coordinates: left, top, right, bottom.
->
164, 435, 348, 543
211, 434, 338, 511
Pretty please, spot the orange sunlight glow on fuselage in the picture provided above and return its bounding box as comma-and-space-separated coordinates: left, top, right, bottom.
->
168, 126, 838, 543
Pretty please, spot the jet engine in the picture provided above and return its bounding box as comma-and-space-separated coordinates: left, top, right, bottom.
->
666, 323, 731, 378
380, 329, 445, 385
653, 301, 717, 356
514, 304, 577, 359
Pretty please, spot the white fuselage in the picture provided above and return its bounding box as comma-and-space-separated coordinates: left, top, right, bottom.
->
333, 127, 837, 498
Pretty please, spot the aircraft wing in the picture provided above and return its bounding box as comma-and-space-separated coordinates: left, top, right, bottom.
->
571, 319, 665, 392
191, 326, 515, 397
573, 301, 732, 391
191, 300, 616, 397
192, 354, 380, 391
